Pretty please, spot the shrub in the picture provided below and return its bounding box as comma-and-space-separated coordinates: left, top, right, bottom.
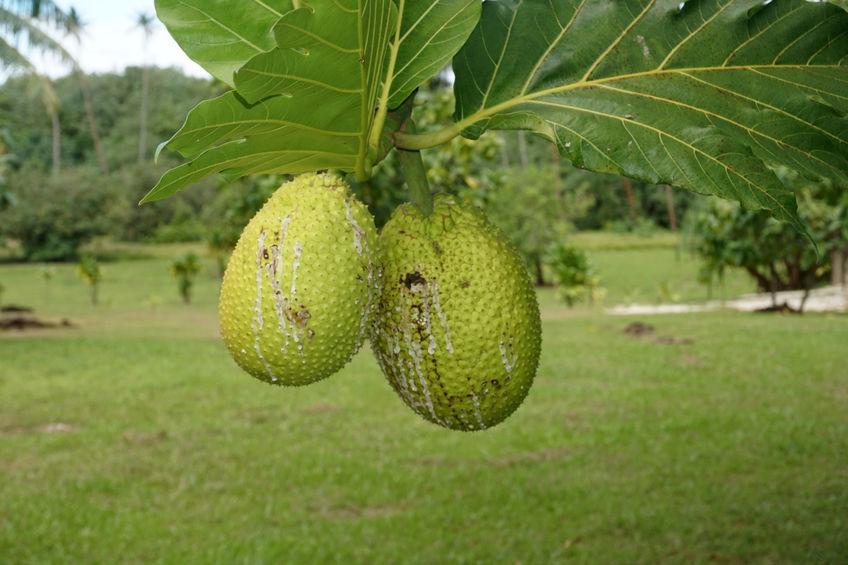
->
685, 170, 848, 311
482, 165, 592, 285
545, 243, 604, 307
151, 200, 206, 243
0, 167, 121, 261
76, 255, 102, 306
170, 252, 201, 304
202, 176, 279, 275
116, 163, 216, 242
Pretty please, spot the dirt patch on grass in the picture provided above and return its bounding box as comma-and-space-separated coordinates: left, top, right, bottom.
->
680, 354, 703, 367
123, 430, 169, 445
623, 321, 693, 345
311, 501, 405, 520
1, 305, 75, 332
1, 422, 79, 435
412, 447, 571, 469
654, 335, 694, 346
1, 305, 33, 313
303, 403, 339, 415
487, 447, 571, 467
624, 321, 655, 336
0, 315, 75, 331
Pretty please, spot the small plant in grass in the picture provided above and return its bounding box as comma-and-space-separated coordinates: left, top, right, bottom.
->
170, 252, 201, 305
40, 265, 56, 283
40, 265, 56, 299
145, 295, 163, 311
657, 281, 682, 304
76, 255, 102, 306
0, 280, 5, 308
546, 244, 604, 307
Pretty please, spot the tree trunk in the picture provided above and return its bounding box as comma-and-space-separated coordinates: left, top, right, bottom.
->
499, 133, 511, 168
799, 287, 811, 313
767, 262, 785, 306
76, 69, 108, 174
50, 107, 61, 176
622, 178, 637, 221
745, 266, 773, 296
832, 250, 845, 287
534, 256, 545, 287
664, 185, 678, 232
517, 131, 529, 168
798, 269, 818, 313
784, 253, 802, 288
549, 143, 562, 191
138, 65, 150, 162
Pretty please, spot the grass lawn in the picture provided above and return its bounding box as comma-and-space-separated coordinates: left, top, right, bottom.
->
568, 231, 755, 305
1, 240, 846, 563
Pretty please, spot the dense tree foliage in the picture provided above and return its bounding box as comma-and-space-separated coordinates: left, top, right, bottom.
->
0, 67, 216, 170
0, 67, 220, 259
1, 166, 119, 261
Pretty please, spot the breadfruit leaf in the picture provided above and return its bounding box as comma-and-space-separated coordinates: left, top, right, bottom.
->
385, 0, 481, 110
146, 0, 483, 202
445, 0, 848, 233
143, 0, 397, 203
154, 0, 293, 87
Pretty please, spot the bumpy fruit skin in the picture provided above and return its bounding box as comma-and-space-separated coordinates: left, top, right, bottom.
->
219, 173, 378, 386
370, 195, 541, 431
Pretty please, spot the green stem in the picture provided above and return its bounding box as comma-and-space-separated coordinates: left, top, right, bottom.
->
394, 123, 464, 151
367, 0, 403, 153
397, 133, 433, 217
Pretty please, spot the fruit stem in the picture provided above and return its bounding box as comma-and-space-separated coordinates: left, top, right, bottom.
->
398, 147, 433, 217
397, 120, 433, 216
394, 123, 463, 150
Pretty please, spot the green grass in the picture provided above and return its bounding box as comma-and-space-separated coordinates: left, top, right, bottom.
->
536, 231, 755, 307
1, 242, 846, 564
586, 247, 754, 305
569, 230, 682, 251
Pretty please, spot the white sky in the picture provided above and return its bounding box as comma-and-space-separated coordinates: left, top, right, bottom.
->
37, 0, 210, 78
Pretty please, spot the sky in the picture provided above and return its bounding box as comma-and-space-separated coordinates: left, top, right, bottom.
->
38, 0, 210, 78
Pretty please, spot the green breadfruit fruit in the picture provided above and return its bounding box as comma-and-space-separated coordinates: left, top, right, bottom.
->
370, 195, 542, 431
219, 173, 379, 386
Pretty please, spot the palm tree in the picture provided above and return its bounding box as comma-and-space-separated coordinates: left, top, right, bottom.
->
135, 12, 155, 163
39, 74, 62, 174
1, 0, 76, 175
0, 129, 15, 211
64, 8, 108, 174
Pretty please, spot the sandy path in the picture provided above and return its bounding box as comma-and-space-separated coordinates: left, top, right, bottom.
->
609, 286, 848, 316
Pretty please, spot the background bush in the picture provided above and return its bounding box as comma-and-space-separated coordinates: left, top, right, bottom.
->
685, 169, 848, 309
0, 166, 122, 261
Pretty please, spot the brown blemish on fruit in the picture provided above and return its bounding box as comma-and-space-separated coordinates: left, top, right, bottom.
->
288, 304, 311, 328
403, 271, 426, 289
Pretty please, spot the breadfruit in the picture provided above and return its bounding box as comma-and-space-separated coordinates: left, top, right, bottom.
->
219, 173, 378, 386
370, 195, 541, 430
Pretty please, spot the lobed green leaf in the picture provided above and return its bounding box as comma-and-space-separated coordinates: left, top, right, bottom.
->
154, 0, 292, 87
145, 0, 398, 202
451, 0, 848, 232
386, 0, 481, 109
